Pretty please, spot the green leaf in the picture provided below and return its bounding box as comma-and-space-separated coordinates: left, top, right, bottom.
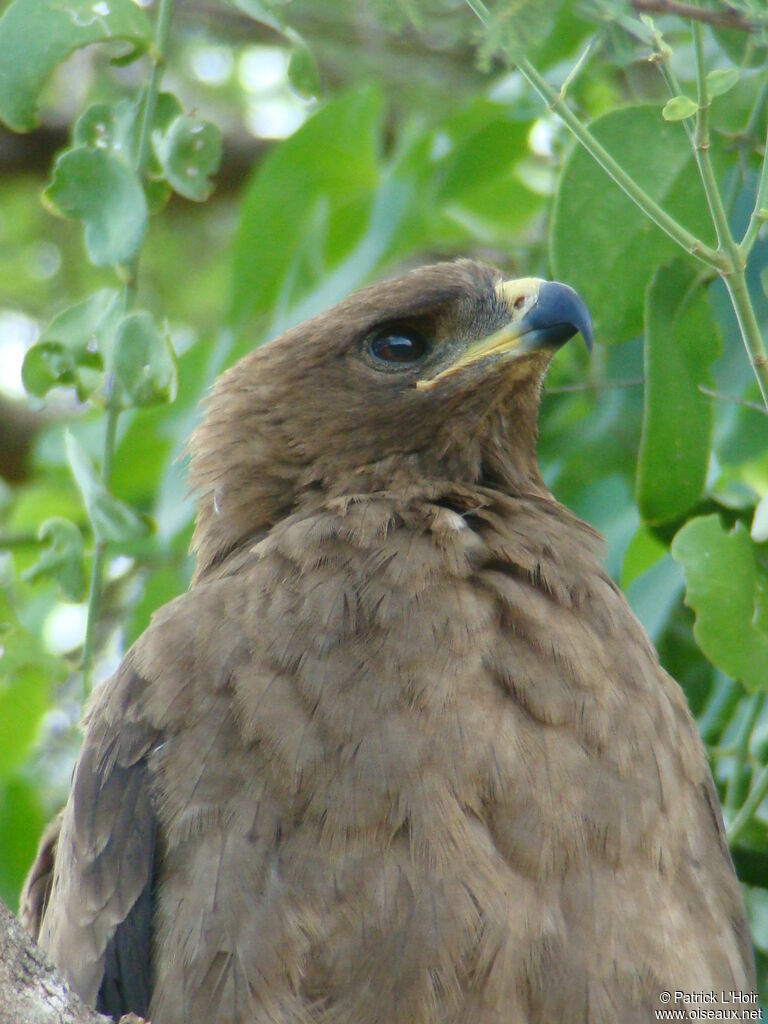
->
152, 115, 222, 202
0, 0, 150, 132
21, 518, 85, 601
706, 68, 739, 99
717, 380, 768, 467
0, 593, 64, 780
662, 96, 699, 121
621, 525, 667, 589
73, 94, 182, 213
0, 777, 46, 912
114, 311, 178, 406
288, 41, 321, 98
65, 431, 151, 543
73, 99, 135, 151
637, 261, 720, 523
44, 146, 148, 266
625, 552, 684, 642
551, 106, 723, 342
712, 24, 768, 70
432, 102, 539, 238
231, 88, 382, 324
671, 515, 768, 692
141, 93, 184, 212
22, 288, 120, 399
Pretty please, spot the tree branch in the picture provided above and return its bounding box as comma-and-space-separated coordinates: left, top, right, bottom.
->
630, 0, 756, 32
0, 899, 112, 1024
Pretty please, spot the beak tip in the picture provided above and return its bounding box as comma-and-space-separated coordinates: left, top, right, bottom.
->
534, 281, 594, 353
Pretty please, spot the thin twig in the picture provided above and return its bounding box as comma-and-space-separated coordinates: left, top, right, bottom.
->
728, 760, 768, 844
723, 72, 768, 218
630, 0, 755, 33
80, 379, 121, 698
545, 378, 644, 394
740, 125, 768, 257
646, 25, 695, 145
692, 22, 742, 267
708, 744, 739, 759
726, 693, 765, 816
0, 532, 39, 549
558, 37, 597, 101
689, 19, 768, 411
698, 385, 768, 416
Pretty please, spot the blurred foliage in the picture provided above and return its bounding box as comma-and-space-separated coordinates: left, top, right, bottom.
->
0, 0, 767, 997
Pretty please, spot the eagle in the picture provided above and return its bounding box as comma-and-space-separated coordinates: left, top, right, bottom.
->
22, 260, 754, 1023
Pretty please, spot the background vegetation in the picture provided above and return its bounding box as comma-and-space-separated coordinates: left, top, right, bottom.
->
1, 0, 767, 996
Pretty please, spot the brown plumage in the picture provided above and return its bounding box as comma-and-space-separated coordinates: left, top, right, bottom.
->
22, 260, 754, 1023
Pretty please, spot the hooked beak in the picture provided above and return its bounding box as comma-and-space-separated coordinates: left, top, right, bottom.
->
417, 278, 593, 391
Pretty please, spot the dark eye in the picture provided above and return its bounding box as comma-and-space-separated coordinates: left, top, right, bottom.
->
367, 328, 429, 366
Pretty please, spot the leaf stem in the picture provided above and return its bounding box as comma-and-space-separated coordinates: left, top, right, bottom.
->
740, 122, 768, 257
726, 692, 765, 815
723, 72, 768, 219
631, 0, 757, 32
463, 0, 725, 270
728, 763, 768, 845
722, 269, 768, 407
544, 377, 644, 394
698, 385, 768, 417
692, 23, 743, 269
648, 32, 695, 146
80, 0, 176, 699
685, 22, 768, 409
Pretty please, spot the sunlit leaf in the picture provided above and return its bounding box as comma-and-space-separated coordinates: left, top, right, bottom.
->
672, 515, 768, 692
637, 261, 720, 523
706, 68, 739, 99
0, 0, 150, 132
44, 147, 148, 266
662, 96, 698, 121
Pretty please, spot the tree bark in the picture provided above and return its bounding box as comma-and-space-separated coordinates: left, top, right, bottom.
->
0, 899, 113, 1024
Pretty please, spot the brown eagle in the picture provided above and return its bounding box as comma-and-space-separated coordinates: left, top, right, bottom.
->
22, 261, 754, 1023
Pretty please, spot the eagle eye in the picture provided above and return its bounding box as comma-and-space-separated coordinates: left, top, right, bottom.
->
366, 327, 429, 367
